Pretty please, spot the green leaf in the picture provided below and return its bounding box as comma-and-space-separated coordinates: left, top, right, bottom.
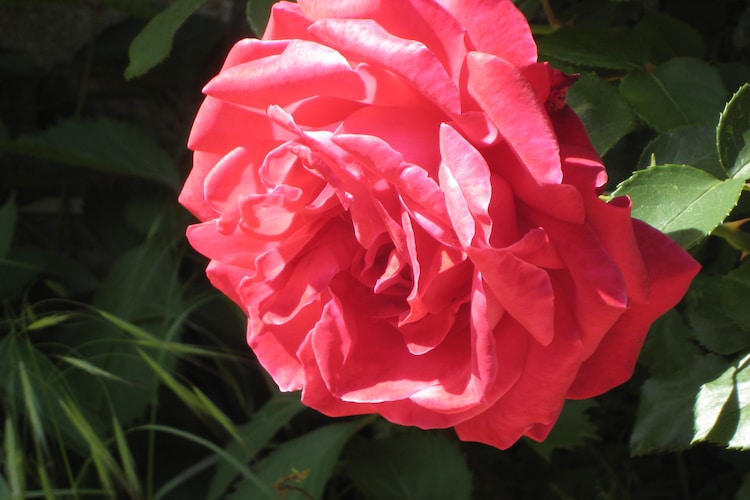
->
112, 417, 141, 498
525, 400, 599, 461
206, 393, 306, 500
693, 354, 750, 449
59, 239, 185, 425
686, 275, 750, 356
537, 26, 646, 70
630, 355, 727, 455
722, 263, 750, 332
246, 0, 277, 36
13, 118, 179, 188
125, 0, 209, 80
639, 126, 725, 179
620, 57, 727, 132
0, 194, 17, 259
0, 473, 10, 500
634, 12, 704, 64
4, 416, 25, 498
94, 239, 184, 327
137, 424, 275, 499
59, 398, 124, 494
640, 310, 703, 379
717, 84, 750, 179
27, 313, 75, 331
138, 349, 241, 442
18, 361, 45, 448
346, 432, 472, 500
58, 356, 127, 384
228, 421, 360, 500
612, 164, 744, 249
566, 73, 636, 155
0, 336, 97, 455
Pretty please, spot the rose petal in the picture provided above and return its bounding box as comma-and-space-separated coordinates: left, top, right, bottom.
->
567, 220, 701, 398
300, 0, 467, 82
188, 96, 293, 155
439, 0, 537, 68
179, 150, 223, 220
204, 40, 367, 109
262, 2, 314, 41
466, 51, 561, 185
219, 38, 288, 71
469, 235, 556, 346
309, 18, 462, 118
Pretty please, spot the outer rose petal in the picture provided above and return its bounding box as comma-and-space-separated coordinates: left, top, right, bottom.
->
181, 0, 700, 451
438, 0, 537, 67
567, 220, 701, 398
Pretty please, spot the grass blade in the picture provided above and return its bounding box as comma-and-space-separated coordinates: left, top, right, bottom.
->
4, 416, 25, 499
134, 424, 275, 499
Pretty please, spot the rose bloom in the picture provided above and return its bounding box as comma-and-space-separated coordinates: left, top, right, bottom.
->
180, 0, 699, 449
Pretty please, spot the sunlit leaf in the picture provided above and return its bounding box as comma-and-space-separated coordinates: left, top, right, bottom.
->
717, 84, 750, 179
693, 354, 750, 449
631, 355, 728, 455
612, 164, 744, 249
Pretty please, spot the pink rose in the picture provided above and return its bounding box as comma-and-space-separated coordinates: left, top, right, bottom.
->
180, 0, 700, 449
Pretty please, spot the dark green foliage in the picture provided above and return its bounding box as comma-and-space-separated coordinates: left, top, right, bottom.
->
2, 0, 750, 498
